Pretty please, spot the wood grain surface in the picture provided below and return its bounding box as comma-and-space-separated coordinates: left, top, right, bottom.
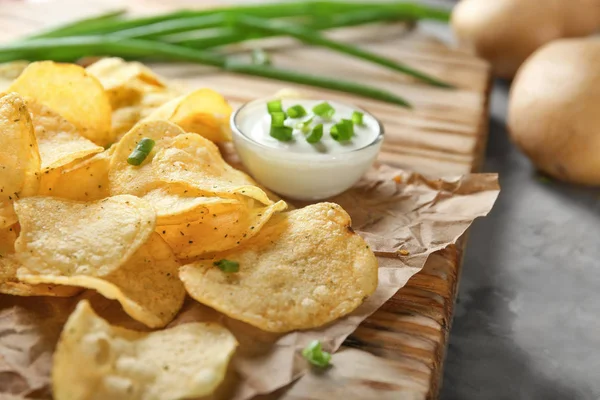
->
0, 1, 491, 398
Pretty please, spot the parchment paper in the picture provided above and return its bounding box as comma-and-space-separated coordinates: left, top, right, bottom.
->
0, 164, 499, 399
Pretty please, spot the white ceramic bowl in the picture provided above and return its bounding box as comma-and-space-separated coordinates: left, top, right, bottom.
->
230, 99, 384, 201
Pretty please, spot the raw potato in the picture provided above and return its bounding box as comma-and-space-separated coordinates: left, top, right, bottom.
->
180, 203, 378, 332
15, 195, 156, 277
452, 0, 600, 79
53, 300, 238, 400
508, 38, 600, 185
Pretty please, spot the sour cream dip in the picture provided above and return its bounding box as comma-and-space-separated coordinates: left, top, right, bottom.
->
231, 98, 384, 200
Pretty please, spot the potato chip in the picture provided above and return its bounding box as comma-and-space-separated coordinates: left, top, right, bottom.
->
0, 92, 40, 228
53, 300, 237, 400
15, 195, 156, 277
0, 61, 29, 91
143, 89, 232, 142
39, 147, 112, 200
86, 57, 166, 109
0, 225, 80, 297
153, 133, 271, 205
180, 203, 379, 332
8, 61, 113, 146
160, 198, 287, 259
109, 121, 251, 224
19, 233, 184, 328
27, 99, 103, 171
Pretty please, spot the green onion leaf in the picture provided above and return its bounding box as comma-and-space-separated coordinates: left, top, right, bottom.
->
306, 123, 323, 143
251, 48, 271, 66
286, 104, 307, 118
126, 137, 155, 166
296, 116, 314, 133
213, 259, 239, 273
330, 119, 354, 141
302, 340, 331, 368
312, 101, 335, 119
270, 111, 287, 127
351, 110, 364, 125
267, 99, 283, 114
270, 125, 293, 142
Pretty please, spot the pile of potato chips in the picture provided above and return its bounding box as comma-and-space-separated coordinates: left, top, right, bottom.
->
0, 59, 378, 399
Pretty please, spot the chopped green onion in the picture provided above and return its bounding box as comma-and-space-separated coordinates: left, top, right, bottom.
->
126, 137, 155, 166
330, 119, 354, 141
270, 125, 293, 141
286, 104, 307, 118
312, 102, 335, 119
351, 111, 364, 125
302, 340, 331, 368
306, 123, 323, 144
267, 99, 283, 114
270, 111, 287, 127
213, 259, 239, 273
296, 116, 314, 133
251, 48, 271, 66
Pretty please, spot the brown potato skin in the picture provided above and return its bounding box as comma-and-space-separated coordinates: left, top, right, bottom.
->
508, 38, 600, 185
452, 0, 600, 79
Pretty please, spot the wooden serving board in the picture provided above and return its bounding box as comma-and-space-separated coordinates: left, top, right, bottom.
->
0, 1, 491, 399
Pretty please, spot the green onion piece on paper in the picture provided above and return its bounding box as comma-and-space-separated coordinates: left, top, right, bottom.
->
270, 125, 293, 141
312, 102, 335, 119
302, 340, 332, 368
286, 104, 307, 118
330, 119, 354, 141
127, 137, 155, 166
351, 110, 364, 125
306, 123, 323, 143
213, 259, 239, 273
270, 111, 287, 127
267, 99, 283, 114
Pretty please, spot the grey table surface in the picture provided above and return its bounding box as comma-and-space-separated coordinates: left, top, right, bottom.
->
418, 11, 600, 400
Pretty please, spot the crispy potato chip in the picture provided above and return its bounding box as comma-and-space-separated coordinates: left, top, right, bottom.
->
109, 121, 252, 224
160, 198, 287, 259
0, 61, 29, 91
15, 195, 156, 277
87, 57, 166, 109
39, 147, 112, 200
153, 133, 271, 205
19, 233, 184, 328
53, 300, 237, 400
8, 61, 113, 146
144, 89, 232, 142
0, 225, 80, 297
180, 203, 379, 332
0, 92, 40, 228
27, 99, 103, 171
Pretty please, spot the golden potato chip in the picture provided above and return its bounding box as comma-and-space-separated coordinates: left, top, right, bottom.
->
180, 203, 379, 332
0, 225, 80, 297
15, 195, 156, 277
0, 92, 40, 228
19, 233, 184, 328
160, 198, 287, 259
153, 133, 271, 205
0, 61, 29, 91
86, 57, 166, 109
53, 300, 237, 400
144, 89, 232, 142
39, 147, 112, 200
109, 121, 250, 224
27, 100, 103, 171
8, 61, 113, 146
